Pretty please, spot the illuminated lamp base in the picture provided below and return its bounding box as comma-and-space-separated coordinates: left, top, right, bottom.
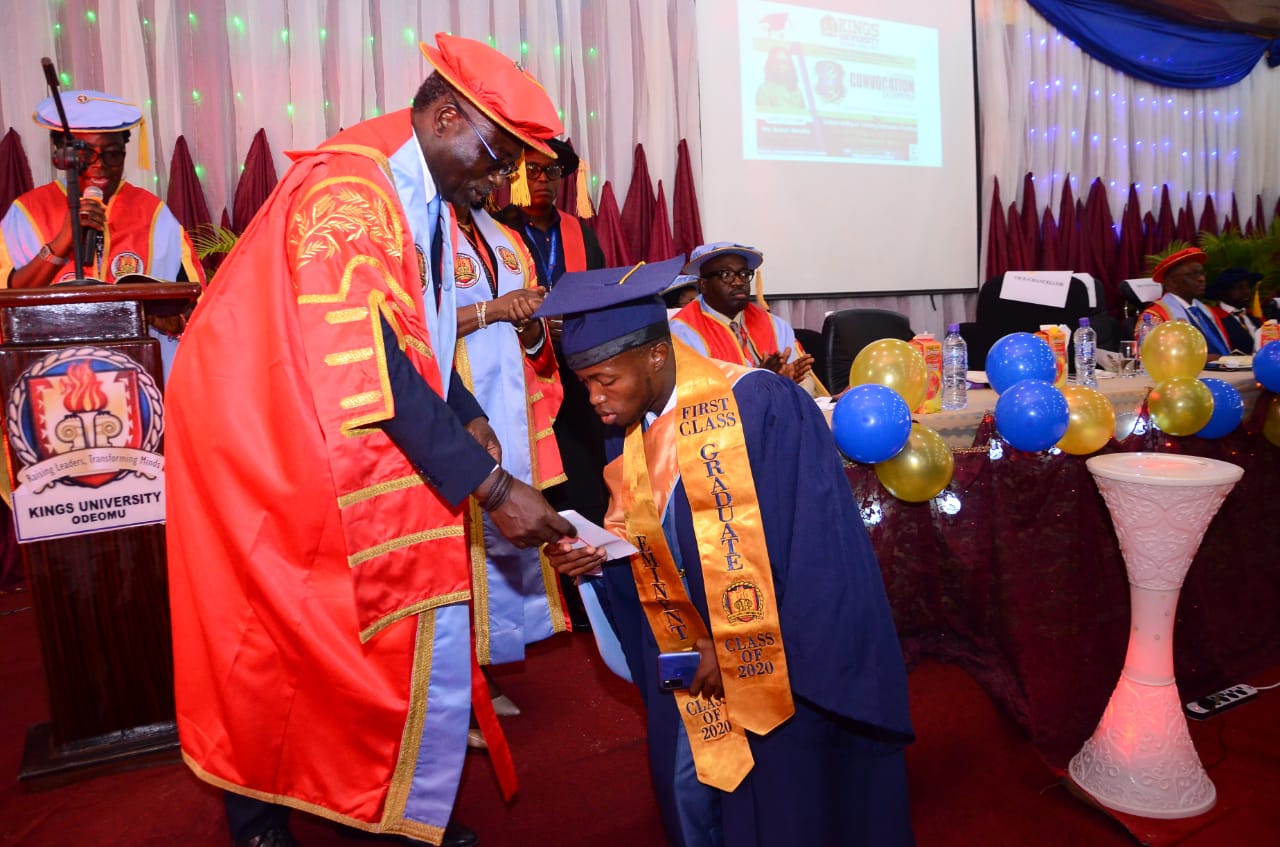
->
1068, 675, 1214, 819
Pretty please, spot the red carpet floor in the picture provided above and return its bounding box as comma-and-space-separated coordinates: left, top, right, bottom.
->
2, 587, 1277, 846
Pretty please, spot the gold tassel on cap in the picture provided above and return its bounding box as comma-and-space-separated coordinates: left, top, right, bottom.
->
576, 158, 594, 218
509, 155, 531, 207
754, 267, 770, 312
137, 116, 151, 170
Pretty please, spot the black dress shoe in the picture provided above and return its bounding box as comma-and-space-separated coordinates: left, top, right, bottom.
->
441, 822, 478, 847
238, 826, 300, 847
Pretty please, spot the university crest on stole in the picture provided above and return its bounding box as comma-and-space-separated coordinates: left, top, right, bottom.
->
110, 251, 144, 278
722, 581, 767, 623
454, 254, 480, 288
497, 246, 520, 273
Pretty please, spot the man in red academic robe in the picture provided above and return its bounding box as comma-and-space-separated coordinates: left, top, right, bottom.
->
165, 34, 574, 847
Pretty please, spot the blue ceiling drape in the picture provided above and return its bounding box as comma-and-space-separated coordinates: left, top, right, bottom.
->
1026, 0, 1280, 89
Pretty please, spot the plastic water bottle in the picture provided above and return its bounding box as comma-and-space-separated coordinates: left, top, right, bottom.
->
1073, 317, 1097, 388
1136, 313, 1155, 373
942, 323, 967, 410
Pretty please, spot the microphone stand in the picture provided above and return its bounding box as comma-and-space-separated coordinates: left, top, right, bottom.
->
41, 57, 97, 285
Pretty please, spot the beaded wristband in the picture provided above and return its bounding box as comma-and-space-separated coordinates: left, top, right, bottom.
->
479, 467, 513, 512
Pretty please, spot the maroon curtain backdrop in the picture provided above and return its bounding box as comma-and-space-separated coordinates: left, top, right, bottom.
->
1177, 196, 1197, 242
619, 145, 655, 264
1020, 173, 1040, 269
1005, 203, 1028, 271
1199, 194, 1220, 236
1156, 186, 1176, 246
1142, 211, 1159, 263
1226, 195, 1241, 233
166, 137, 214, 278
672, 139, 703, 259
1040, 208, 1061, 270
1058, 179, 1079, 271
646, 181, 675, 262
984, 177, 1008, 281
166, 136, 213, 234
1116, 185, 1143, 281
232, 128, 278, 234
0, 128, 35, 219
984, 170, 1280, 316
592, 181, 630, 267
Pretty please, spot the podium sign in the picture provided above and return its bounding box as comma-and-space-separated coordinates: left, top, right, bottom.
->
8, 345, 167, 542
0, 282, 198, 787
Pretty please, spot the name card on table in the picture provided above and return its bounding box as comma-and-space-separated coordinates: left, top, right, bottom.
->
1001, 271, 1073, 308
1125, 278, 1163, 304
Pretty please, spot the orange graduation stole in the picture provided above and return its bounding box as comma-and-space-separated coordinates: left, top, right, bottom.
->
673, 302, 782, 366
621, 341, 794, 791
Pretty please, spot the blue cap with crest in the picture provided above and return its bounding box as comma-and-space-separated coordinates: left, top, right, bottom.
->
535, 257, 685, 369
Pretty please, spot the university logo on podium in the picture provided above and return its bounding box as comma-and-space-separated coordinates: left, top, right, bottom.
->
5, 346, 165, 542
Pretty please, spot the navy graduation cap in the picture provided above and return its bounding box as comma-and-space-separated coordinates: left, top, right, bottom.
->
535, 256, 685, 369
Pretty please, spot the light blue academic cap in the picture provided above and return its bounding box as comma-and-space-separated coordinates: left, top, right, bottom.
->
681, 242, 764, 277
33, 90, 148, 168
33, 90, 144, 133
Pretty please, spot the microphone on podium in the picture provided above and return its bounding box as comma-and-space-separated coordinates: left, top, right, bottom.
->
82, 185, 105, 269
41, 56, 59, 89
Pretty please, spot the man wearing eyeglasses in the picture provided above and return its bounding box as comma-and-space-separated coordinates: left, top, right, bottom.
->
165, 34, 576, 847
0, 90, 205, 292
494, 138, 605, 288
495, 138, 608, 633
671, 242, 819, 393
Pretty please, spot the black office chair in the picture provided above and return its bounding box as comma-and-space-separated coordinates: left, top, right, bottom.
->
973, 274, 1095, 372
958, 321, 985, 370
793, 327, 825, 391
821, 308, 915, 393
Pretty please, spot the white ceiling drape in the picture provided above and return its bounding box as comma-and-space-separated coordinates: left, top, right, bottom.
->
976, 0, 1280, 273
0, 0, 702, 231
7, 0, 1280, 337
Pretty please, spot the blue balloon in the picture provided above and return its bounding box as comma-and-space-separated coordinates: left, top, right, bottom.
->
985, 332, 1058, 394
831, 384, 913, 464
994, 379, 1069, 452
1255, 340, 1280, 393
1197, 377, 1244, 439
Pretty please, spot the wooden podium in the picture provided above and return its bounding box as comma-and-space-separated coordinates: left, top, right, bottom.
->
0, 282, 199, 787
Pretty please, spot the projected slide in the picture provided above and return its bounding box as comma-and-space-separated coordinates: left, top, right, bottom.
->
743, 1, 942, 166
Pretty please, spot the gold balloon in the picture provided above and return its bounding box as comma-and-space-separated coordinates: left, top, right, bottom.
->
849, 339, 928, 410
1263, 396, 1280, 447
1142, 320, 1208, 382
1148, 377, 1214, 436
875, 423, 954, 502
1057, 385, 1116, 455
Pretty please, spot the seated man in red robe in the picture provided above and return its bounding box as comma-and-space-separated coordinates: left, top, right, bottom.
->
669, 242, 820, 394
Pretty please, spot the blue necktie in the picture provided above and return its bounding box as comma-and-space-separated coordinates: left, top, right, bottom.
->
427, 195, 444, 307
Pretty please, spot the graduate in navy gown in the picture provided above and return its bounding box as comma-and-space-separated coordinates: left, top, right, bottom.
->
539, 259, 914, 847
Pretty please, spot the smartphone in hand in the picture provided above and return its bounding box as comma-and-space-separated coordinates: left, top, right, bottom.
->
657, 651, 701, 693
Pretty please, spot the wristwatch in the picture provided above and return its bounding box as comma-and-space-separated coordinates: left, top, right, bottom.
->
37, 244, 68, 267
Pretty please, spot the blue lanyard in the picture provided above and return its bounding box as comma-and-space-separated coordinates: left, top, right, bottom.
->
525, 222, 559, 287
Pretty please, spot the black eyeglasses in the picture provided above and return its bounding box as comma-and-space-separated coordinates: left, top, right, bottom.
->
451, 99, 519, 179
525, 162, 565, 181
66, 146, 127, 168
702, 268, 755, 284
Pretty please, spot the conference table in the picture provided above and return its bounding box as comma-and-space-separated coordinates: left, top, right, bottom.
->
923, 368, 1260, 448
843, 369, 1278, 767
